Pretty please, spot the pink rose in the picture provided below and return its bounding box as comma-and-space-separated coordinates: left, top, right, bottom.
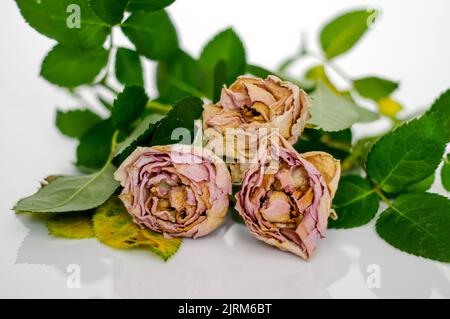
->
114, 145, 232, 238
235, 134, 340, 259
203, 75, 311, 183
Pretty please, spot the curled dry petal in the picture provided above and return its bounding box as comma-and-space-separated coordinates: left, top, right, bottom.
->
114, 145, 232, 238
203, 75, 311, 183
235, 133, 341, 259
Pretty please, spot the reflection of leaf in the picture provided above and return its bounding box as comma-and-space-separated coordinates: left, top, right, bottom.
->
93, 197, 182, 261
47, 212, 94, 239
376, 193, 450, 263
310, 83, 378, 132
14, 164, 119, 213
367, 113, 446, 193
320, 9, 378, 59
329, 175, 379, 229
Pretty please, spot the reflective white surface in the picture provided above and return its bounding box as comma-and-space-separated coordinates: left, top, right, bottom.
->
1, 0, 450, 298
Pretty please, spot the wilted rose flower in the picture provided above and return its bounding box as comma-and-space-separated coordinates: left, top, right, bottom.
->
235, 134, 340, 259
203, 75, 311, 183
114, 145, 232, 238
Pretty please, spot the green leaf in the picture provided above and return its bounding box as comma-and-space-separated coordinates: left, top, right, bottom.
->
127, 0, 175, 12
329, 175, 379, 229
112, 86, 149, 131
76, 120, 115, 170
88, 0, 128, 25
405, 174, 435, 193
41, 45, 108, 88
56, 109, 102, 139
367, 113, 447, 193
427, 89, 450, 139
442, 156, 450, 192
150, 97, 203, 146
93, 196, 182, 261
114, 113, 164, 160
320, 9, 378, 59
15, 0, 109, 49
305, 64, 339, 94
47, 212, 94, 239
213, 60, 228, 102
121, 10, 178, 60
354, 76, 399, 101
14, 164, 119, 213
294, 128, 352, 160
115, 48, 144, 87
376, 193, 450, 263
309, 82, 379, 132
157, 50, 205, 103
199, 28, 246, 99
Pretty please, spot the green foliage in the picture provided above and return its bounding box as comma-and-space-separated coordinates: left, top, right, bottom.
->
310, 82, 378, 131
15, 0, 110, 49
367, 113, 447, 193
376, 193, 450, 262
115, 48, 144, 87
13, 1, 450, 264
88, 0, 128, 25
320, 9, 378, 59
127, 0, 176, 12
47, 212, 95, 239
329, 175, 379, 229
76, 120, 115, 170
56, 109, 102, 139
121, 10, 179, 60
93, 197, 182, 261
442, 156, 450, 192
14, 164, 119, 213
150, 97, 203, 146
199, 28, 246, 99
353, 76, 399, 101
41, 45, 108, 88
112, 86, 149, 131
157, 50, 205, 103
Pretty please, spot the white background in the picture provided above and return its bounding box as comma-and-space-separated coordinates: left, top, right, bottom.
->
1, 0, 450, 298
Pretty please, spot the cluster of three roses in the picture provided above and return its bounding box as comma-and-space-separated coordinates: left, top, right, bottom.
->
114, 76, 341, 260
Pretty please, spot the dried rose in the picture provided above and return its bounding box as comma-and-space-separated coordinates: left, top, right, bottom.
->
203, 75, 311, 183
114, 145, 232, 238
235, 134, 340, 259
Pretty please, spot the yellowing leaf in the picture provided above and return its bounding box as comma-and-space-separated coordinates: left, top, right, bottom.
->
47, 213, 94, 239
378, 98, 403, 118
93, 197, 182, 261
305, 64, 339, 94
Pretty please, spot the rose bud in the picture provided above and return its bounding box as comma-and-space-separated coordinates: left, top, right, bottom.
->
114, 145, 232, 238
203, 75, 311, 183
235, 134, 340, 260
